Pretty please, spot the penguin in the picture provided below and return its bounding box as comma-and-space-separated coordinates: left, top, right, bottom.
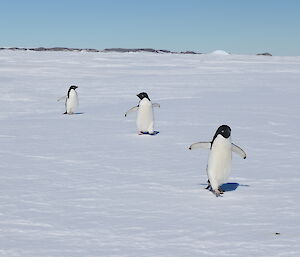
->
63, 85, 79, 114
189, 125, 246, 197
125, 92, 160, 135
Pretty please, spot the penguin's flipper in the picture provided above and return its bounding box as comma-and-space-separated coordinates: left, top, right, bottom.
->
189, 142, 211, 150
57, 96, 67, 102
231, 143, 247, 159
152, 103, 160, 108
125, 106, 139, 117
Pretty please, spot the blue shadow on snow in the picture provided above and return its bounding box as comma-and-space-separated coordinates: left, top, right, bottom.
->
63, 112, 85, 115
220, 183, 240, 192
199, 182, 250, 192
140, 131, 160, 135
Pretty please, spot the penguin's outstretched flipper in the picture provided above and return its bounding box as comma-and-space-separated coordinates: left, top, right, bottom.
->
189, 142, 211, 150
57, 96, 66, 102
152, 103, 160, 108
125, 106, 139, 117
231, 143, 247, 159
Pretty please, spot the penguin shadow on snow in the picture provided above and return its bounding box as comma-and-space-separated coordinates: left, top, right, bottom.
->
199, 182, 250, 192
220, 183, 240, 192
139, 131, 160, 136
220, 183, 250, 192
63, 112, 84, 115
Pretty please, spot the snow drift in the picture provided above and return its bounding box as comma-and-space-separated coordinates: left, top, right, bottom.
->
209, 50, 230, 55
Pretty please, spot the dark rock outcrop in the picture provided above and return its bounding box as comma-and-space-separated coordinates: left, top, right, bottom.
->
103, 48, 159, 53
84, 48, 100, 52
7, 47, 28, 51
180, 51, 198, 54
257, 52, 272, 56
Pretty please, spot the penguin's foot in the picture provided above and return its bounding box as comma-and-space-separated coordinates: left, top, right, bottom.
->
138, 131, 159, 135
205, 185, 212, 190
205, 180, 212, 190
218, 187, 224, 194
63, 111, 67, 114
138, 131, 153, 135
213, 189, 223, 197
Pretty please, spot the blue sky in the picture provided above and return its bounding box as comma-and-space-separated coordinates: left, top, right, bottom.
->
1, 0, 300, 55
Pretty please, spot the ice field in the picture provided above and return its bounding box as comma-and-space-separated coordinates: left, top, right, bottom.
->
0, 50, 299, 256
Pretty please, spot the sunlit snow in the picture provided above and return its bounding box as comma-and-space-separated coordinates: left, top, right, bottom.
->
0, 50, 300, 257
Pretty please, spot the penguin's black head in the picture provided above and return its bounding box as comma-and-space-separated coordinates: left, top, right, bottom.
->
137, 92, 150, 101
212, 125, 231, 142
69, 85, 78, 90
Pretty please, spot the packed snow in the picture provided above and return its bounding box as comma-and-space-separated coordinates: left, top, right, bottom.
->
209, 50, 230, 55
0, 50, 300, 257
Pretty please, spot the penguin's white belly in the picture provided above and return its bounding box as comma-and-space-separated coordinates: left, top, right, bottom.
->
137, 99, 154, 133
207, 137, 232, 190
66, 90, 78, 114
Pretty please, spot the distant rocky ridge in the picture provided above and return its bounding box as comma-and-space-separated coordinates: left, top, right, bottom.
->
0, 47, 200, 54
102, 48, 199, 54
0, 47, 273, 56
0, 47, 100, 52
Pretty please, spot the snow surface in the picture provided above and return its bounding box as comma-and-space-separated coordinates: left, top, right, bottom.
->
0, 50, 300, 256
